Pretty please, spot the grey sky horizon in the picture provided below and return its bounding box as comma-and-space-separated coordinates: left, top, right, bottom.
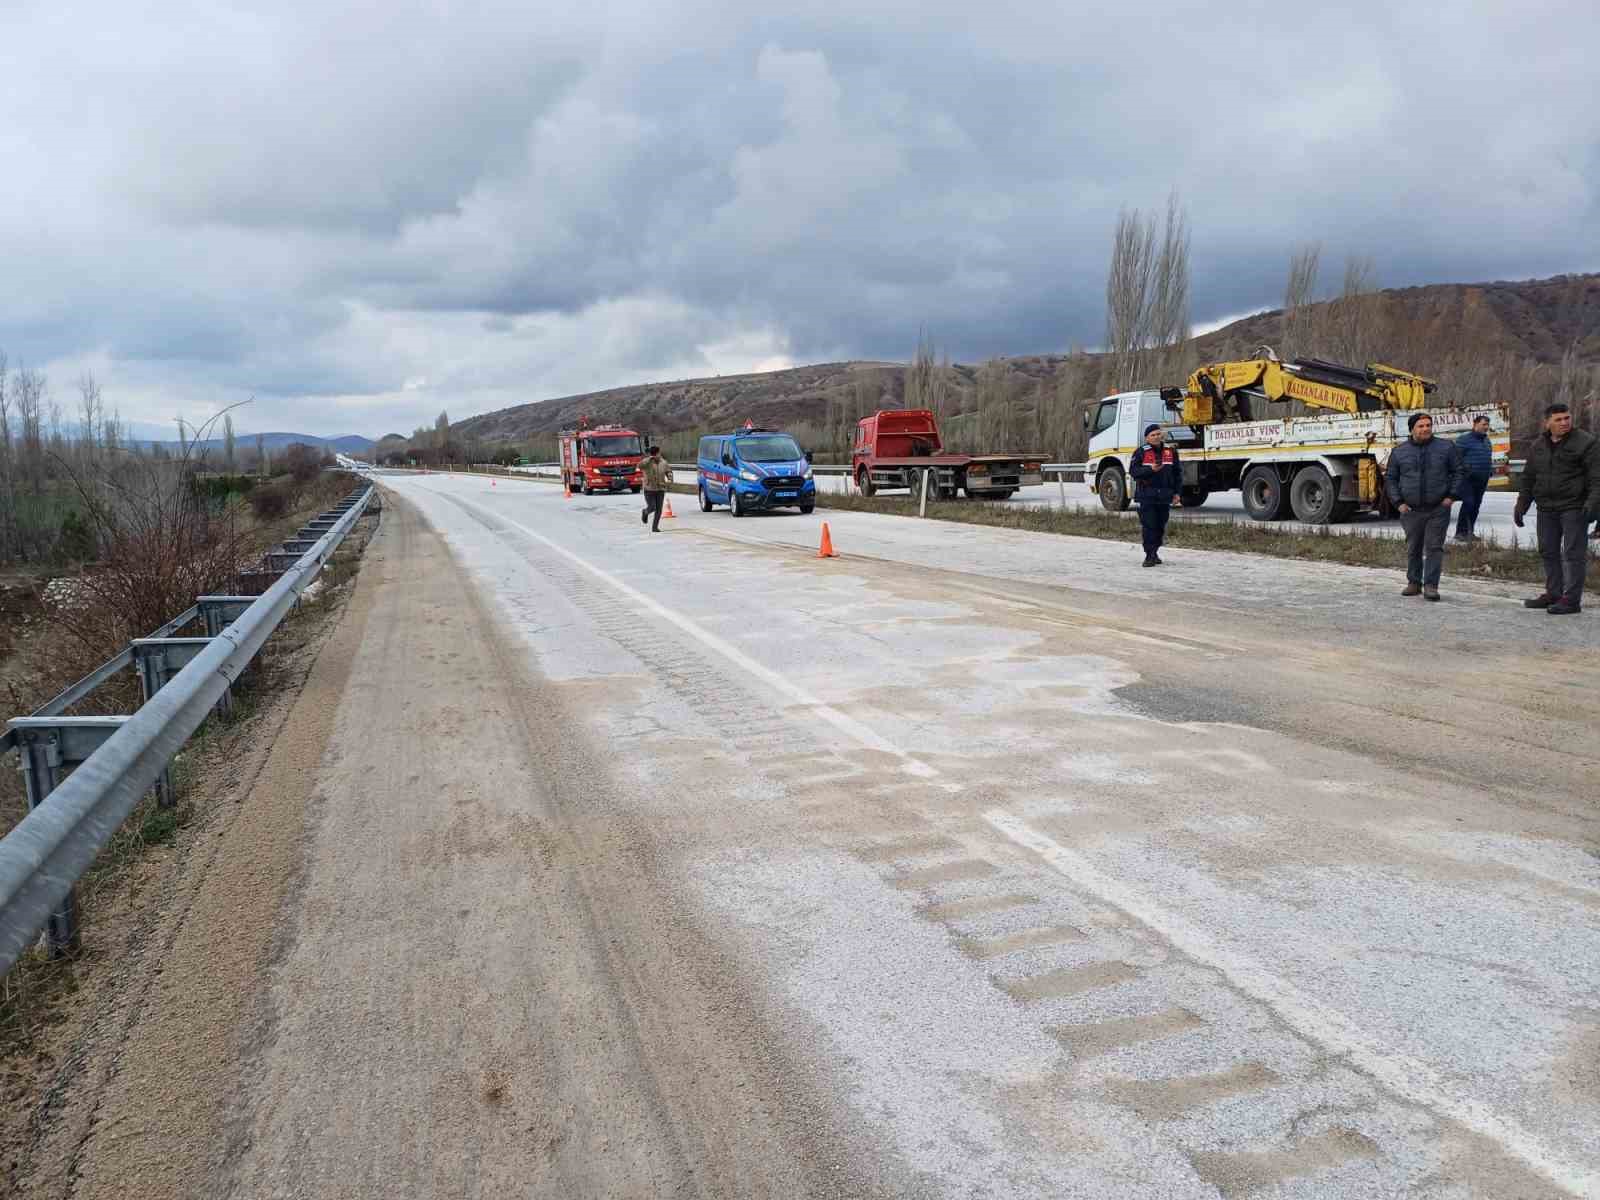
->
3, 1, 1596, 438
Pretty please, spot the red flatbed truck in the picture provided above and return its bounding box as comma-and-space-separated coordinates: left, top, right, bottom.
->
558, 421, 646, 494
851, 409, 1043, 499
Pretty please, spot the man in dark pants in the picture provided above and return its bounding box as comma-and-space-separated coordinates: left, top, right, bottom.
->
1129, 423, 1181, 567
640, 445, 673, 533
1453, 414, 1494, 542
1385, 412, 1465, 601
1515, 402, 1600, 614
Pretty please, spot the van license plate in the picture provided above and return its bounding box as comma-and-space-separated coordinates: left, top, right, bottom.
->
776, 491, 796, 498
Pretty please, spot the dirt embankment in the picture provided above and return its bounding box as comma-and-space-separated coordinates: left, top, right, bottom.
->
1, 510, 379, 1198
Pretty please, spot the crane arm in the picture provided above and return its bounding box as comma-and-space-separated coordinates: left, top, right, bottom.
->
1168, 353, 1436, 425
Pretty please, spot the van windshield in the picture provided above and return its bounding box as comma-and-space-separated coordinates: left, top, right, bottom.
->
583, 435, 641, 457
736, 435, 803, 462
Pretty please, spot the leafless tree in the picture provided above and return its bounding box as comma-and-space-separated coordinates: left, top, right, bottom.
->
223, 413, 237, 471
0, 353, 13, 560
434, 410, 451, 452
1147, 191, 1192, 383
1327, 255, 1379, 364
14, 365, 47, 495
1105, 209, 1156, 392
1104, 191, 1192, 390
1282, 244, 1322, 359
77, 371, 103, 458
256, 432, 268, 476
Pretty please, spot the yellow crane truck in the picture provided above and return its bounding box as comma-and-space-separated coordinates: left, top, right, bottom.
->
1085, 350, 1510, 523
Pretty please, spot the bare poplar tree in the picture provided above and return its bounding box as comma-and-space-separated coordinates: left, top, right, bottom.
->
256, 432, 268, 476
15, 366, 47, 495
1282, 244, 1322, 359
76, 371, 103, 459
0, 352, 13, 560
223, 413, 237, 471
906, 330, 938, 415
1147, 191, 1192, 382
1328, 255, 1379, 364
1104, 191, 1191, 390
1105, 209, 1156, 391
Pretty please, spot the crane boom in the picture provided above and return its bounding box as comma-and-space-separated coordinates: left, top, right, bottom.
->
1164, 351, 1436, 425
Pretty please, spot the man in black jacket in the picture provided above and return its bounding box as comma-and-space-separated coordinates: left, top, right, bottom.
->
1385, 412, 1466, 601
1129, 423, 1181, 567
1515, 402, 1600, 614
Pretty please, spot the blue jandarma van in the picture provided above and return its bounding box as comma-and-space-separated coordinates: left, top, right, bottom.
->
697, 428, 816, 516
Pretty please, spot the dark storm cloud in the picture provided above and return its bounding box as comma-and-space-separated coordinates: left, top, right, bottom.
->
0, 0, 1595, 434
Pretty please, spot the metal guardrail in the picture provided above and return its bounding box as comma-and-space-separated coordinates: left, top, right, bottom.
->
0, 482, 378, 974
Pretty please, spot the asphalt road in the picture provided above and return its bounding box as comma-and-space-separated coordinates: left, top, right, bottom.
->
58, 472, 1599, 1198
508, 463, 1542, 545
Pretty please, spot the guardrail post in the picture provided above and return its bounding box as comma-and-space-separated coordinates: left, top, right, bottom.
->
134, 648, 176, 809
16, 732, 80, 956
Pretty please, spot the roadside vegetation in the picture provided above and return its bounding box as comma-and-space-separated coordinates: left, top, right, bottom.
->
0, 363, 372, 1060
813, 491, 1554, 584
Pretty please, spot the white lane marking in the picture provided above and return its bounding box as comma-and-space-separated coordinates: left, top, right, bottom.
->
981, 808, 1596, 1200
484, 507, 939, 778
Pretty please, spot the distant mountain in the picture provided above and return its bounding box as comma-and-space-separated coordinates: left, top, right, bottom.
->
135, 431, 376, 455
449, 272, 1598, 448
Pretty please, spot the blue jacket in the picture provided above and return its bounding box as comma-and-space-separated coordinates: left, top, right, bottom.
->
1129, 442, 1182, 505
1455, 429, 1492, 479
1386, 435, 1467, 509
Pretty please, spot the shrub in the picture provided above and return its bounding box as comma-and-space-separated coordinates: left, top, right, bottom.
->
249, 485, 291, 520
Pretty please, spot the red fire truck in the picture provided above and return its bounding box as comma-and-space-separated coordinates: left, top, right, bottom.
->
558, 421, 646, 494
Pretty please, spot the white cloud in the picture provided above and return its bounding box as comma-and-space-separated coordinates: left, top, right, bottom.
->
0, 0, 1594, 436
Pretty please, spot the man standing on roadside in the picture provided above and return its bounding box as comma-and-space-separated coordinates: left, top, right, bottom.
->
1386, 412, 1466, 601
640, 445, 673, 533
1129, 423, 1181, 568
1514, 402, 1600, 614
1453, 414, 1494, 542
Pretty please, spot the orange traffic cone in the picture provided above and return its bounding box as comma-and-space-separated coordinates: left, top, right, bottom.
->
817, 523, 837, 558
664, 498, 676, 519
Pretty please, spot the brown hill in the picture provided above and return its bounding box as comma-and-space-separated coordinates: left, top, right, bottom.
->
446, 271, 1599, 458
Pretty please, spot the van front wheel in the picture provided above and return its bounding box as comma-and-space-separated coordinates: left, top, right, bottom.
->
730, 489, 744, 518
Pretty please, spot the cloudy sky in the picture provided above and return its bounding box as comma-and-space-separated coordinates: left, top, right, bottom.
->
3, 1, 1596, 439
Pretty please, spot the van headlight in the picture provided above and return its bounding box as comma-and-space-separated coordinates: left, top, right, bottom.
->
740, 469, 760, 482
804, 465, 813, 478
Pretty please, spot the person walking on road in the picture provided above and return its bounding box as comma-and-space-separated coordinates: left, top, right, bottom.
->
1129, 423, 1181, 568
1453, 414, 1494, 542
1386, 412, 1466, 601
640, 445, 673, 533
1514, 402, 1600, 615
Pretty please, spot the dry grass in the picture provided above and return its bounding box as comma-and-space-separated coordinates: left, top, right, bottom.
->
0, 484, 376, 1057
813, 492, 1555, 584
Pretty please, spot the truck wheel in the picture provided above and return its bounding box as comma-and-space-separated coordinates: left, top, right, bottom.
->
730, 489, 744, 518
1241, 466, 1289, 521
1179, 486, 1209, 509
699, 485, 713, 512
1289, 465, 1338, 524
857, 468, 876, 497
631, 486, 641, 495
1097, 464, 1130, 512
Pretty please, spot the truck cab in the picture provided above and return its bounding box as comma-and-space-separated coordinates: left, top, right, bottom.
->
560, 424, 646, 494
697, 427, 816, 517
1086, 390, 1199, 510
